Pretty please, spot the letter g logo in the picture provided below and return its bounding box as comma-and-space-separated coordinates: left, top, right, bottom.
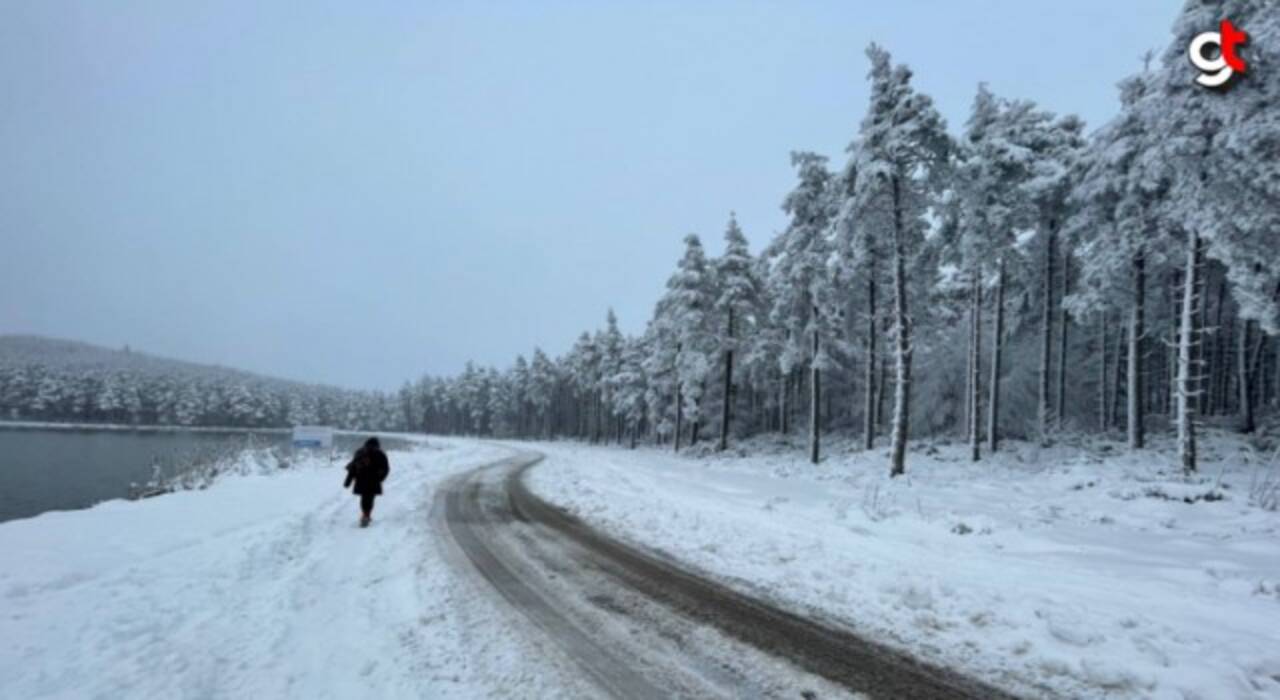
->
1189, 19, 1248, 88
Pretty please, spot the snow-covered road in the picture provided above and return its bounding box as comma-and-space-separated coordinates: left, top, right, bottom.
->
522, 436, 1280, 699
439, 451, 1005, 699
0, 440, 593, 699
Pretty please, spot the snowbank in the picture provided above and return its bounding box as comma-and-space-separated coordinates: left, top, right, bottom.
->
524, 433, 1280, 699
0, 439, 589, 699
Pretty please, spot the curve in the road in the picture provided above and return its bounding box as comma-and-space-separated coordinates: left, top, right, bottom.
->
439, 456, 666, 698
440, 451, 1020, 700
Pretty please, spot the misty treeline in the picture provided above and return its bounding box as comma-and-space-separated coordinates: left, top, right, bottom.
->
406, 2, 1279, 475
0, 336, 403, 431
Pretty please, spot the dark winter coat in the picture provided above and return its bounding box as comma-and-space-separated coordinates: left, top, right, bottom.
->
344, 445, 389, 496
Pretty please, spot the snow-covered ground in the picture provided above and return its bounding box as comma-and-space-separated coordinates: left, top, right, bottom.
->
0, 439, 590, 699
524, 433, 1280, 699
5, 431, 1277, 699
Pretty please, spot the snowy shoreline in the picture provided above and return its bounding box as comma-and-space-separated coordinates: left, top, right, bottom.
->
0, 419, 417, 438
0, 439, 592, 699
0, 419, 291, 434
0, 423, 426, 523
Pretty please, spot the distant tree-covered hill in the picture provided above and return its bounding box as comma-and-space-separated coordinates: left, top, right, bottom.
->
0, 335, 403, 430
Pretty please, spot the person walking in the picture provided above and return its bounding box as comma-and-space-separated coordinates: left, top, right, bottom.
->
344, 437, 390, 527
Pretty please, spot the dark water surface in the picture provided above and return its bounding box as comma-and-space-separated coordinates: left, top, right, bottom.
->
0, 427, 411, 522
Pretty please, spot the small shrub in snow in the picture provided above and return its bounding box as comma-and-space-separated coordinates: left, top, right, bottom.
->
860, 483, 898, 522
1251, 473, 1280, 512
1142, 486, 1226, 505
1247, 447, 1280, 511
130, 443, 310, 499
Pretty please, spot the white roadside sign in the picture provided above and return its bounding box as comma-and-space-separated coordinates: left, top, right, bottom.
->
291, 425, 334, 449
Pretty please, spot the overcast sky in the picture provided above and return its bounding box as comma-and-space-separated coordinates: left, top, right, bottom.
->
1, 1, 1179, 390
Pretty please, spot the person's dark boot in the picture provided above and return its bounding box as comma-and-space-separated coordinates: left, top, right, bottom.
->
360, 513, 371, 527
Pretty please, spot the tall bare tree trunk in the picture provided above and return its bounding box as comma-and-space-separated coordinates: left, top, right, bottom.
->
889, 174, 911, 477
1098, 315, 1110, 431
774, 374, 782, 431
1196, 258, 1210, 417
691, 386, 702, 446
1039, 221, 1056, 442
1272, 338, 1279, 410
1167, 271, 1179, 418
864, 274, 877, 450
719, 308, 734, 451
1274, 338, 1280, 411
780, 372, 790, 435
1212, 278, 1228, 415
810, 310, 821, 465
674, 357, 683, 453
1238, 320, 1256, 433
595, 391, 604, 443
970, 272, 982, 462
1112, 322, 1125, 429
988, 257, 1006, 453
1244, 283, 1280, 426
750, 388, 757, 431
826, 377, 833, 430
965, 305, 974, 440
1223, 305, 1237, 415
877, 352, 889, 432
783, 365, 793, 437
1129, 247, 1146, 450
1176, 230, 1199, 473
1057, 251, 1070, 429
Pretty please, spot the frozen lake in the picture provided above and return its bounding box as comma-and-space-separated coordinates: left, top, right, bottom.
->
0, 426, 409, 522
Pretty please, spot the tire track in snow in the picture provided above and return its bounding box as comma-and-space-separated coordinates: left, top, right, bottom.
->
440, 455, 666, 699
440, 450, 1019, 700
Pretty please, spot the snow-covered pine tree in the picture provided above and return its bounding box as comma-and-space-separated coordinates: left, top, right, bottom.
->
598, 310, 625, 443
1020, 103, 1085, 443
565, 333, 600, 440
831, 147, 885, 452
614, 336, 650, 447
509, 355, 531, 437
1154, 0, 1280, 440
740, 252, 785, 435
637, 315, 673, 444
1068, 71, 1171, 452
486, 367, 514, 436
650, 235, 715, 450
950, 84, 1033, 459
850, 44, 949, 476
528, 348, 556, 437
768, 152, 836, 463
713, 213, 762, 451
